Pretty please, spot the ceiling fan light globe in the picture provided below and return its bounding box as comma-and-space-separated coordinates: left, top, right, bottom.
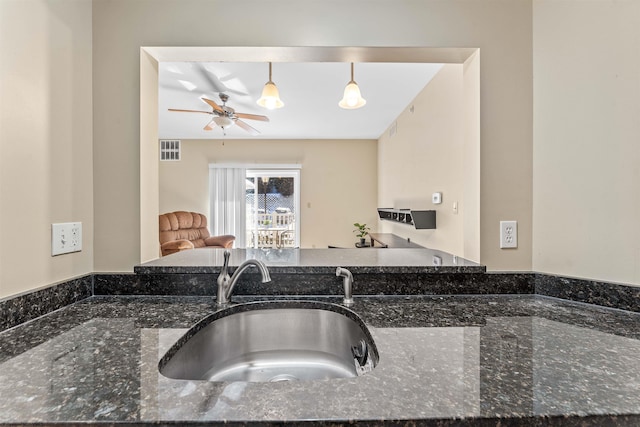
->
257, 82, 284, 109
339, 82, 366, 109
212, 116, 234, 128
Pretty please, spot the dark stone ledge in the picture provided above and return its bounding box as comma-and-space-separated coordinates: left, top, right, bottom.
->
93, 271, 534, 297
535, 273, 640, 313
3, 269, 640, 333
0, 275, 92, 332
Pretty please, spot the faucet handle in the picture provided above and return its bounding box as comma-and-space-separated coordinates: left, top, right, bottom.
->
217, 250, 231, 287
216, 250, 232, 305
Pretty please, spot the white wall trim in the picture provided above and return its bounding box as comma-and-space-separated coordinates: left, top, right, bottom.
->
209, 163, 302, 169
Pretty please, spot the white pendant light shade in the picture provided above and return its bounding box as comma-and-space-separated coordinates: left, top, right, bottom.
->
257, 81, 284, 109
257, 62, 284, 109
339, 63, 366, 109
339, 82, 366, 109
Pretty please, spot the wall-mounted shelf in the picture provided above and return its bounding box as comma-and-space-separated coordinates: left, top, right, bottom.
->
377, 208, 436, 229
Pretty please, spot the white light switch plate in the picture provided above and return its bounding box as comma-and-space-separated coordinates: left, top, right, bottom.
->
52, 222, 82, 256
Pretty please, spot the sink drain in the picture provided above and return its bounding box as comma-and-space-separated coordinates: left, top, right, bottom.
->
268, 374, 299, 382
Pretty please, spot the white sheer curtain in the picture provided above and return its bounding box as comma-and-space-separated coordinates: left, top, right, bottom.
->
209, 167, 246, 247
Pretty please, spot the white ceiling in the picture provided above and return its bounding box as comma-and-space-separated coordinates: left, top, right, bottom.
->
158, 62, 443, 140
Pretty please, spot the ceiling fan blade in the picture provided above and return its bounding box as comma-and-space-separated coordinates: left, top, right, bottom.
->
199, 63, 249, 96
201, 97, 225, 113
234, 119, 260, 136
168, 108, 212, 114
197, 63, 229, 93
204, 119, 217, 131
235, 112, 270, 122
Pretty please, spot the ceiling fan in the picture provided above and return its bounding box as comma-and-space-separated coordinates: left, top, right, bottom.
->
168, 93, 269, 135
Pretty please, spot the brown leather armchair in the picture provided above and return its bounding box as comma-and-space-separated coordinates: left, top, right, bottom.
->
159, 211, 235, 256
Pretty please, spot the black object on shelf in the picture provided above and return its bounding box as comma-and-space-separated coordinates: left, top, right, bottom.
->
355, 242, 371, 248
377, 208, 436, 229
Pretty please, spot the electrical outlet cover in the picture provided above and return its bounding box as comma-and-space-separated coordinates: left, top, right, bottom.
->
500, 220, 518, 249
52, 222, 82, 256
432, 192, 442, 204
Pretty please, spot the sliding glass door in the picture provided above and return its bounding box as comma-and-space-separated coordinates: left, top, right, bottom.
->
245, 169, 300, 249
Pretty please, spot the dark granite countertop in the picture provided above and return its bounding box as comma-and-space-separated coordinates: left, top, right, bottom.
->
134, 248, 485, 274
1, 294, 640, 426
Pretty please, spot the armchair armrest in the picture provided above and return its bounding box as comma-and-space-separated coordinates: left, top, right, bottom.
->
204, 235, 236, 248
161, 239, 195, 256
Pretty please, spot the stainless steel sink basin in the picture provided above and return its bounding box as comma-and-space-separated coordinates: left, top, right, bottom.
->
159, 300, 378, 382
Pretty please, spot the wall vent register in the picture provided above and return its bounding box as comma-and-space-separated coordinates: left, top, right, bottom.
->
377, 208, 436, 229
160, 140, 181, 161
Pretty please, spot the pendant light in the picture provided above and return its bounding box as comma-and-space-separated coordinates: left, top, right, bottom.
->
257, 62, 284, 109
339, 62, 366, 109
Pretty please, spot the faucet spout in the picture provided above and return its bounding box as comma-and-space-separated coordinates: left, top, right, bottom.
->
336, 267, 354, 307
217, 250, 271, 306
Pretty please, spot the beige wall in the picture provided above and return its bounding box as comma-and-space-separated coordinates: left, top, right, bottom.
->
0, 0, 94, 298
5, 0, 639, 297
140, 51, 160, 263
533, 0, 640, 286
462, 51, 481, 263
94, 0, 533, 272
159, 139, 378, 249
378, 64, 470, 257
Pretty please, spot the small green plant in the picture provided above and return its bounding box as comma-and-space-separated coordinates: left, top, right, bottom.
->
353, 222, 370, 239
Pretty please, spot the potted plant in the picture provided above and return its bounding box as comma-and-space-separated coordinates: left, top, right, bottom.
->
353, 222, 370, 246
